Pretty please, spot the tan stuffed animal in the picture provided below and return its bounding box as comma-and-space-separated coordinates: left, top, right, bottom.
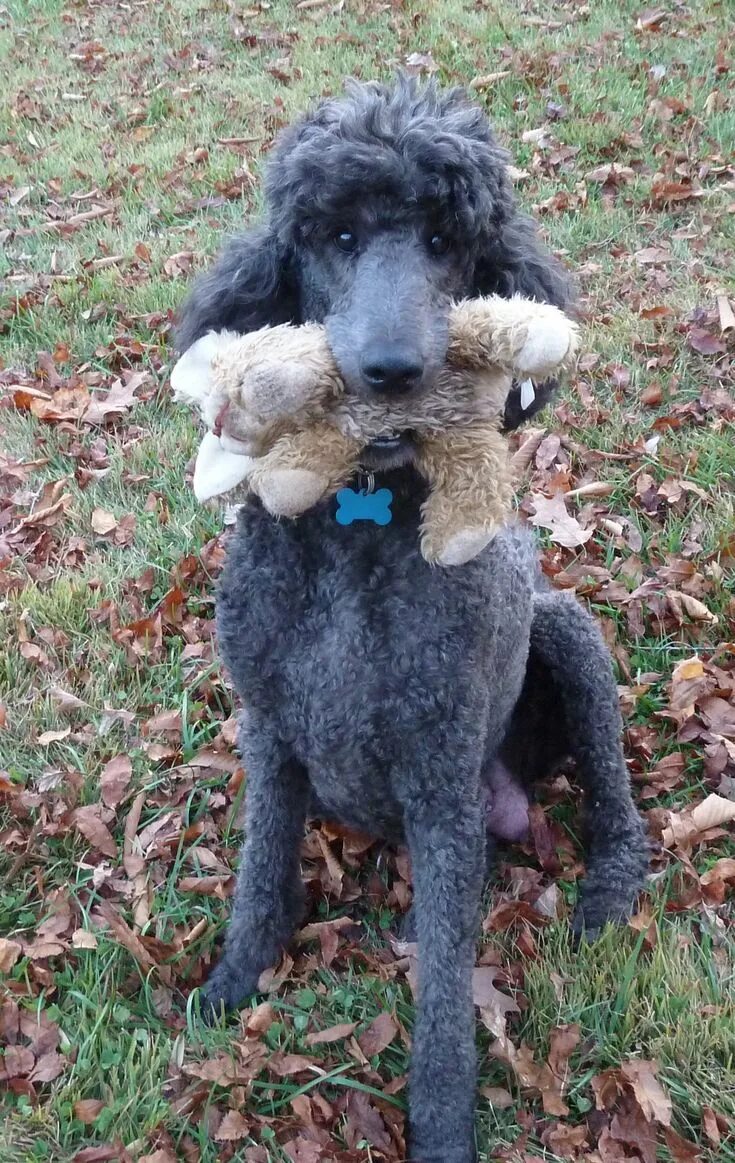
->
172, 295, 578, 565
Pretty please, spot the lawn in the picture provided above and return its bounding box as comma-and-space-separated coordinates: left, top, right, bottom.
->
1, 0, 734, 1160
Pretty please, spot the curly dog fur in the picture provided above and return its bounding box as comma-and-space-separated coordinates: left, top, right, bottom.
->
177, 76, 648, 1163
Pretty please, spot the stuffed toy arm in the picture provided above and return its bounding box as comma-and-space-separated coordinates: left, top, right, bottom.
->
171, 323, 343, 505
447, 295, 578, 381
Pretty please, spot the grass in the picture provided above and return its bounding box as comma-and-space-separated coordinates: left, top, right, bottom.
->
1, 0, 735, 1159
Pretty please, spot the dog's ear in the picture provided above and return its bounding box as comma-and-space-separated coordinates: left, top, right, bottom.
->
472, 212, 572, 309
175, 225, 297, 354
472, 211, 575, 430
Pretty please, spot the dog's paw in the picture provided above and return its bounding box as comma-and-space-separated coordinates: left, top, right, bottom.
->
408, 1136, 477, 1163
432, 526, 497, 566
254, 468, 329, 518
571, 883, 642, 943
516, 317, 577, 379
199, 961, 262, 1023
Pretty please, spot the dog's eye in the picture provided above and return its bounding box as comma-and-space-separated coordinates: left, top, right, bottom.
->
334, 229, 358, 253
428, 233, 451, 256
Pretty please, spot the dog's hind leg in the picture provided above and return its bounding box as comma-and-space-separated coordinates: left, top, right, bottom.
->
202, 727, 309, 1017
403, 785, 485, 1163
528, 591, 649, 937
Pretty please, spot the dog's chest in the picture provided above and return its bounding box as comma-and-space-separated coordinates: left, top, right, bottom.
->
216, 489, 532, 831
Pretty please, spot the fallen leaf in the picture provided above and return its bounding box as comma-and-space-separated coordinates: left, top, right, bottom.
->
0, 938, 23, 972
469, 70, 511, 89
95, 900, 158, 974
663, 1127, 702, 1161
72, 929, 98, 950
99, 754, 133, 809
82, 374, 146, 426
305, 1021, 357, 1046
245, 1002, 276, 1036
663, 794, 735, 849
404, 51, 438, 75
91, 508, 118, 536
636, 8, 668, 31
357, 1011, 398, 1058
688, 328, 727, 356
473, 965, 520, 1037
73, 805, 117, 858
73, 1099, 106, 1124
667, 592, 718, 626
548, 1024, 581, 1082
529, 493, 593, 548
479, 1085, 514, 1108
3, 1045, 35, 1078
214, 1110, 250, 1142
37, 727, 72, 745
344, 1089, 393, 1152
30, 1051, 66, 1082
620, 1059, 672, 1126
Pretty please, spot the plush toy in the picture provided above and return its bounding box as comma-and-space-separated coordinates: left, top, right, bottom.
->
172, 295, 578, 565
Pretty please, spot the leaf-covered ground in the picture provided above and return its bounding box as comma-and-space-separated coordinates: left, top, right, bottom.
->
1, 0, 734, 1160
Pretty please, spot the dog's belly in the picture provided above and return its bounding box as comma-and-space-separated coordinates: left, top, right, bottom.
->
216, 477, 536, 840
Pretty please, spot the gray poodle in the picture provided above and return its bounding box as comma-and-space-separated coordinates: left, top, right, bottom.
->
177, 76, 648, 1163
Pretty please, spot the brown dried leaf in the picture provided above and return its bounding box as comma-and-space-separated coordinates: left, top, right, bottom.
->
268, 1052, 316, 1076
305, 1021, 357, 1046
245, 1002, 276, 1036
30, 1051, 66, 1082
82, 374, 147, 426
72, 929, 98, 950
548, 1024, 581, 1082
3, 1045, 35, 1077
344, 1089, 393, 1152
37, 727, 72, 745
0, 938, 23, 972
214, 1110, 250, 1142
95, 900, 157, 972
91, 508, 118, 536
620, 1059, 672, 1126
357, 1011, 399, 1058
73, 1099, 106, 1124
663, 794, 735, 849
663, 1127, 702, 1161
667, 591, 718, 626
73, 805, 117, 858
688, 327, 727, 356
123, 790, 146, 879
473, 966, 520, 1037
529, 493, 593, 548
479, 1085, 514, 1108
100, 754, 132, 809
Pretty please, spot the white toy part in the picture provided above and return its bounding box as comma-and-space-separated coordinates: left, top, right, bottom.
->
172, 332, 255, 502
170, 330, 238, 429
515, 313, 574, 379
192, 431, 254, 503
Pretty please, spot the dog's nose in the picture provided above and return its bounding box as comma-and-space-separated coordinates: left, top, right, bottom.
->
359, 346, 424, 395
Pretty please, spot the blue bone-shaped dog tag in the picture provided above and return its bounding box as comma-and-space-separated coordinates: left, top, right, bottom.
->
335, 486, 393, 526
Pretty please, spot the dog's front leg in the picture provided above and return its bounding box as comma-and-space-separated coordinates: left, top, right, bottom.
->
404, 791, 485, 1163
202, 735, 309, 1017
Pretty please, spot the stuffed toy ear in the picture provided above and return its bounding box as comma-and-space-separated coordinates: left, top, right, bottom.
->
193, 431, 255, 503
171, 331, 236, 407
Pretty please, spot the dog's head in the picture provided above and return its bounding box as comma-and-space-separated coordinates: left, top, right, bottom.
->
177, 76, 572, 462
267, 78, 513, 404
